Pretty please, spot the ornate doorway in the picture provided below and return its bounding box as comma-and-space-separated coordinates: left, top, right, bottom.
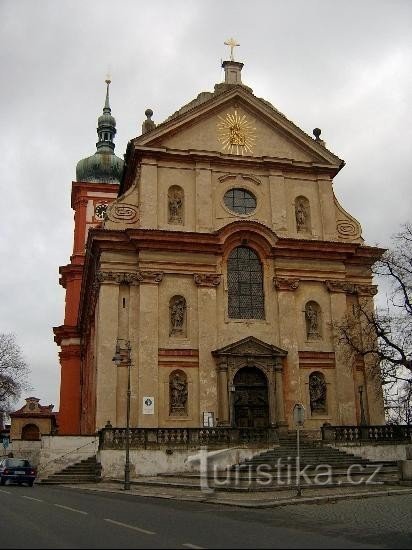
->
233, 367, 269, 428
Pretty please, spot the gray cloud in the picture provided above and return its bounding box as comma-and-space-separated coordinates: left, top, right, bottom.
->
1, 0, 411, 409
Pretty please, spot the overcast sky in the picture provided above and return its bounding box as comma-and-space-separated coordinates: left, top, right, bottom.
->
0, 0, 411, 411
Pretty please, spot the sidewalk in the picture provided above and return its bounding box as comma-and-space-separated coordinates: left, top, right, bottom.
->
65, 480, 412, 508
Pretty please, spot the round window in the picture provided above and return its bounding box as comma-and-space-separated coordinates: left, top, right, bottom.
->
223, 188, 257, 215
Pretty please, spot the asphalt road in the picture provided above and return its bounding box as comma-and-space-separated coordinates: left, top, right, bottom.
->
0, 484, 411, 549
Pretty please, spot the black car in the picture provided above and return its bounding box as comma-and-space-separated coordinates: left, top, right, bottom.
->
0, 458, 36, 486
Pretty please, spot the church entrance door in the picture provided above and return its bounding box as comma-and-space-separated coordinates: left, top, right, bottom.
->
233, 367, 269, 428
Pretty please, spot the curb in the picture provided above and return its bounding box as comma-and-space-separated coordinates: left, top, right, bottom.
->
62, 483, 412, 508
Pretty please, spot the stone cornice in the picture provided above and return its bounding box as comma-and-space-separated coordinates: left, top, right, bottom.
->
325, 280, 378, 296
95, 270, 164, 285
273, 277, 300, 291
356, 284, 378, 296
325, 280, 356, 294
139, 271, 164, 284
96, 271, 142, 285
193, 273, 222, 287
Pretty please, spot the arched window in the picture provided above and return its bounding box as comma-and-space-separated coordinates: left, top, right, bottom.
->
295, 196, 311, 233
309, 371, 327, 414
169, 295, 187, 337
169, 370, 188, 416
228, 246, 264, 319
168, 185, 184, 225
21, 424, 40, 441
305, 301, 322, 340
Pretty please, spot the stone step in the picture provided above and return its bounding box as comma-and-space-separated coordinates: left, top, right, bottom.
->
40, 455, 101, 485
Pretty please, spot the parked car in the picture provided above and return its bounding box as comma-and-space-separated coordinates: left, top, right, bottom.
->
0, 458, 36, 486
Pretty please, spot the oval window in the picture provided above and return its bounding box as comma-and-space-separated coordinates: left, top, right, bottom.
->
224, 188, 257, 215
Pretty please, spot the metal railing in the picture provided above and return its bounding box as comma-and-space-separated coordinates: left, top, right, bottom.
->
99, 427, 278, 450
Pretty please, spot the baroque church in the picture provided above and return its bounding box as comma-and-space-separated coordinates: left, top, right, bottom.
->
54, 49, 385, 437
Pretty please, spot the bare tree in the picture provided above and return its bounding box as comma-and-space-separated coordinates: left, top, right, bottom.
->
336, 223, 412, 423
0, 333, 31, 414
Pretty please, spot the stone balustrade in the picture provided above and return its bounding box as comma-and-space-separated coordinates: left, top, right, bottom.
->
99, 427, 278, 450
321, 424, 412, 443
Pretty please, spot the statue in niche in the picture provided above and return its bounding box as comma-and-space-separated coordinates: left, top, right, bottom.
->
295, 198, 308, 232
309, 372, 327, 413
169, 296, 186, 336
170, 371, 188, 416
305, 302, 320, 339
168, 186, 184, 224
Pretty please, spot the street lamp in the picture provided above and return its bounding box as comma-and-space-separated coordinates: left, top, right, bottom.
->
358, 385, 367, 427
229, 384, 236, 428
112, 339, 132, 491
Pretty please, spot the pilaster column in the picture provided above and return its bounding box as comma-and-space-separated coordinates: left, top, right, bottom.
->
139, 159, 158, 228
329, 290, 357, 424
217, 361, 230, 425
195, 162, 212, 232
274, 277, 300, 424
73, 197, 89, 255
268, 171, 287, 235
95, 280, 119, 429
356, 285, 385, 424
195, 274, 220, 424
137, 272, 163, 428
274, 361, 287, 428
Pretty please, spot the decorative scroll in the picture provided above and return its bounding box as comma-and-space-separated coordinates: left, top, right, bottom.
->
273, 277, 300, 291
193, 273, 222, 287
336, 220, 358, 238
107, 203, 139, 224
309, 372, 327, 414
334, 195, 362, 241
169, 371, 188, 416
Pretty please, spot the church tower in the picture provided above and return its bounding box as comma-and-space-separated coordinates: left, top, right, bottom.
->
56, 47, 385, 437
54, 80, 123, 434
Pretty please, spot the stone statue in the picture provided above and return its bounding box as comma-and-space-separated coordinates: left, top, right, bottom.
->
295, 199, 308, 232
305, 303, 320, 339
309, 373, 327, 413
170, 296, 186, 336
170, 372, 188, 415
168, 187, 184, 224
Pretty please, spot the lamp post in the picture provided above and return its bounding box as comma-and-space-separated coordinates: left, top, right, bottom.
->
358, 385, 367, 426
229, 384, 236, 428
112, 339, 132, 491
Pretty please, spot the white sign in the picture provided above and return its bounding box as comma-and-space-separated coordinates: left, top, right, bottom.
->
142, 396, 155, 415
202, 412, 215, 427
293, 403, 306, 426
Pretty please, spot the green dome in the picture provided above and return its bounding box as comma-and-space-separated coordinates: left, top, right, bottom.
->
76, 151, 124, 184
76, 79, 124, 184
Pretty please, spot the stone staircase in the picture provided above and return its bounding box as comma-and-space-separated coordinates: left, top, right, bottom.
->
132, 436, 400, 492
39, 456, 101, 485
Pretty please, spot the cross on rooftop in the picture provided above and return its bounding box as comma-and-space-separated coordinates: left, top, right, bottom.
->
224, 37, 240, 61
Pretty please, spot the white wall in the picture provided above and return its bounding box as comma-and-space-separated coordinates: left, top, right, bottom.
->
98, 447, 269, 478
330, 443, 408, 461
37, 436, 99, 478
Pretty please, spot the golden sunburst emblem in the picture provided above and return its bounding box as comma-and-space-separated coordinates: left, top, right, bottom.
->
217, 110, 256, 155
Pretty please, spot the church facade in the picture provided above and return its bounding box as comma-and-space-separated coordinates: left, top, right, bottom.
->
55, 56, 385, 437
